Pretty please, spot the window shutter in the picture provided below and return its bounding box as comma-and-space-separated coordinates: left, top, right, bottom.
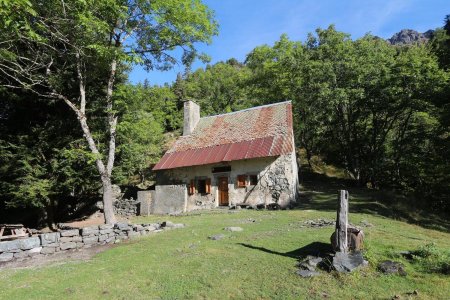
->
206, 178, 211, 194
237, 175, 247, 187
189, 179, 195, 195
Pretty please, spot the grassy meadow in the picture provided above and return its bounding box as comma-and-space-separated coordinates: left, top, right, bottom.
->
0, 180, 449, 300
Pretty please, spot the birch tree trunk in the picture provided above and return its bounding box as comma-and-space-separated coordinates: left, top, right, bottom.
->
101, 176, 117, 224
54, 53, 118, 224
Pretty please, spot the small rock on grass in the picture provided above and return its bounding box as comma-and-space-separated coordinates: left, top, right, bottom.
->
378, 260, 407, 276
332, 251, 367, 273
224, 227, 243, 232
208, 234, 225, 240
296, 269, 320, 278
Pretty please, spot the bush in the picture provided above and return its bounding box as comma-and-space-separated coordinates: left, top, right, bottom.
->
411, 243, 450, 275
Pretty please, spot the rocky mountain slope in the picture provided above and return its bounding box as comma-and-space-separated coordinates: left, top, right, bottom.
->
387, 29, 434, 45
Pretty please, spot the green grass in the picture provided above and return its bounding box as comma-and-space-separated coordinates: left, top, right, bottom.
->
0, 205, 449, 299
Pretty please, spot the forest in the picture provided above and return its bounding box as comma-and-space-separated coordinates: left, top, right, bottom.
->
0, 1, 449, 226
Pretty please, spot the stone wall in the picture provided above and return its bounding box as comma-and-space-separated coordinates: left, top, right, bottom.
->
114, 197, 139, 217
0, 221, 183, 263
137, 191, 155, 216
153, 185, 187, 214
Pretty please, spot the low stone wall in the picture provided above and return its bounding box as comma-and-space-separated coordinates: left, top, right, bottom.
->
0, 221, 183, 263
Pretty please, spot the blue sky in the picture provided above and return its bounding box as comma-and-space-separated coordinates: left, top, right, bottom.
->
129, 0, 450, 86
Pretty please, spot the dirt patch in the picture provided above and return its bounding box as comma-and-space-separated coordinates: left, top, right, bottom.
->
59, 212, 129, 228
0, 244, 115, 270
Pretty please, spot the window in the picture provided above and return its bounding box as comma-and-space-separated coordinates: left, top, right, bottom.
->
249, 175, 258, 185
197, 179, 206, 193
191, 178, 211, 195
237, 175, 247, 188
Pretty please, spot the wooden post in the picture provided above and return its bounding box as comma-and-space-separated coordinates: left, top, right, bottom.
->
336, 190, 349, 252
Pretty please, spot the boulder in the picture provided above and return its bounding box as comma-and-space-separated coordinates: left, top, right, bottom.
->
99, 224, 114, 230
224, 227, 243, 232
332, 251, 367, 273
378, 260, 407, 276
161, 221, 174, 228
27, 247, 42, 256
298, 256, 323, 271
208, 234, 225, 240
60, 237, 74, 243
133, 224, 144, 231
60, 229, 80, 237
128, 231, 140, 238
81, 226, 99, 236
145, 226, 157, 232
0, 240, 20, 252
60, 242, 77, 250
0, 252, 14, 262
331, 226, 364, 252
100, 229, 113, 235
98, 235, 108, 242
40, 232, 60, 245
18, 237, 41, 250
13, 251, 29, 259
41, 247, 56, 255
83, 236, 99, 245
296, 269, 320, 278
115, 223, 131, 231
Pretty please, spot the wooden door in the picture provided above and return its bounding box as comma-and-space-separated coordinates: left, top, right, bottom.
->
218, 177, 229, 206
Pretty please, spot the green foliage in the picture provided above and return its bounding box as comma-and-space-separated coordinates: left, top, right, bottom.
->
182, 59, 254, 115
114, 84, 166, 186
410, 243, 450, 274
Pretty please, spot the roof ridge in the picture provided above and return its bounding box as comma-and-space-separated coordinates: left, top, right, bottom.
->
200, 100, 291, 120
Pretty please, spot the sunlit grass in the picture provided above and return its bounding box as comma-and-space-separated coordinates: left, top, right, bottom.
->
0, 206, 449, 299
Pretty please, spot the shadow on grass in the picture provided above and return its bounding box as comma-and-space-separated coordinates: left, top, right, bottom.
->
297, 170, 450, 232
238, 242, 333, 260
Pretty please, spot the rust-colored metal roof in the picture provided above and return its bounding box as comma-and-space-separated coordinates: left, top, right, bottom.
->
153, 101, 294, 170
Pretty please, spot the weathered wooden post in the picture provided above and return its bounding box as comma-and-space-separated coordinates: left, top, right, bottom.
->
335, 190, 349, 253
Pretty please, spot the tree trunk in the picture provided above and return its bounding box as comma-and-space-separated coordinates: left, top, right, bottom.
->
101, 176, 117, 224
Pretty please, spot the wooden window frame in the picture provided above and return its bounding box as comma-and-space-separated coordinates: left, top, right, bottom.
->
190, 178, 212, 195
188, 179, 195, 195
237, 175, 247, 188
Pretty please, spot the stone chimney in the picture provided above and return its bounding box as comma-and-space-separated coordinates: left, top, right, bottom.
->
183, 100, 200, 136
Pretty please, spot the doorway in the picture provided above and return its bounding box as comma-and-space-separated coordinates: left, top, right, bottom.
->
218, 177, 229, 206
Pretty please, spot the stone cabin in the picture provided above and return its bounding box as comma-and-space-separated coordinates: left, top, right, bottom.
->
148, 100, 298, 214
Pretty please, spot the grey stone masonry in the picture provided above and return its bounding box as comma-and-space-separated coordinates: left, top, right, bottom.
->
40, 232, 60, 245
18, 237, 40, 250
81, 226, 99, 236
0, 221, 185, 264
60, 229, 80, 237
